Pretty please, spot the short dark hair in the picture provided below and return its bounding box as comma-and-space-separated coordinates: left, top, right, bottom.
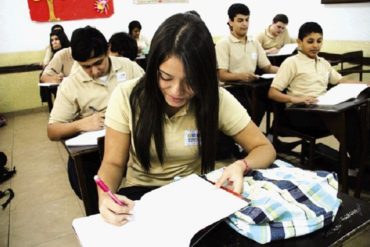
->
128, 20, 142, 35
184, 10, 201, 18
298, 22, 323, 40
70, 26, 108, 62
51, 24, 64, 32
228, 3, 250, 20
49, 29, 70, 53
273, 14, 289, 24
109, 32, 138, 61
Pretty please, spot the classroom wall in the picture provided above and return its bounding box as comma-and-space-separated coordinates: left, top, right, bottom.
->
0, 0, 370, 113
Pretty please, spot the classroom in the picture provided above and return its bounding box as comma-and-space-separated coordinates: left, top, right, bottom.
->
1, 0, 370, 246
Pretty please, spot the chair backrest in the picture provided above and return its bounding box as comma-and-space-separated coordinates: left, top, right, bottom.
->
339, 50, 363, 80
319, 52, 342, 66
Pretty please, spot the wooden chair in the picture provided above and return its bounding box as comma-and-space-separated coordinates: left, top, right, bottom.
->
338, 50, 364, 81
270, 101, 331, 168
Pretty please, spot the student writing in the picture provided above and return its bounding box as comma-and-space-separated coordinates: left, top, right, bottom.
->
97, 13, 276, 226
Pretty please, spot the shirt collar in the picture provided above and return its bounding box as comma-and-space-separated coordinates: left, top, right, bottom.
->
78, 56, 121, 84
229, 33, 251, 44
297, 51, 322, 62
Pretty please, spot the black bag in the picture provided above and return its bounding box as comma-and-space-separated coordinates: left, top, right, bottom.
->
0, 152, 16, 184
0, 152, 15, 209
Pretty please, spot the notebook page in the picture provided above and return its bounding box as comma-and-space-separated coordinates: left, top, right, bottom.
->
317, 83, 367, 105
65, 129, 105, 146
72, 174, 248, 247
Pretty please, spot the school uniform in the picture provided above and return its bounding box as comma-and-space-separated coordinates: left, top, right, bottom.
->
49, 56, 144, 124
215, 34, 271, 75
42, 47, 75, 77
256, 26, 295, 50
49, 56, 144, 199
105, 78, 251, 188
270, 51, 360, 167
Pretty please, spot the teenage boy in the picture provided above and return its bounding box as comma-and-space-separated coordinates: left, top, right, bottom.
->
47, 26, 144, 200
257, 14, 295, 55
215, 3, 278, 83
268, 22, 369, 170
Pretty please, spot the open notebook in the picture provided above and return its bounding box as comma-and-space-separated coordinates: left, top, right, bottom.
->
72, 174, 248, 247
317, 83, 369, 105
65, 129, 105, 146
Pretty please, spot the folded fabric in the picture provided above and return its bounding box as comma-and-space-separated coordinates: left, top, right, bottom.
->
206, 159, 342, 244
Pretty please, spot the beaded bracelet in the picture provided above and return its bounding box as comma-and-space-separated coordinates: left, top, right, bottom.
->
240, 159, 249, 174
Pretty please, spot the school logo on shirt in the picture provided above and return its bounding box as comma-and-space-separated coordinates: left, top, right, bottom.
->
116, 72, 126, 82
184, 130, 199, 146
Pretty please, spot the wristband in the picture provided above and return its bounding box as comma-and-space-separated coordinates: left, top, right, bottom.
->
240, 159, 249, 174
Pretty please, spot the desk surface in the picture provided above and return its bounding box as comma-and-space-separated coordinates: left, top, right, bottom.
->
287, 98, 368, 114
192, 192, 370, 247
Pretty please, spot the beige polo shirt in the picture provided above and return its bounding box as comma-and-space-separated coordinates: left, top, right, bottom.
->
271, 52, 342, 97
49, 56, 144, 123
215, 34, 271, 74
42, 47, 75, 77
105, 79, 251, 187
256, 26, 295, 50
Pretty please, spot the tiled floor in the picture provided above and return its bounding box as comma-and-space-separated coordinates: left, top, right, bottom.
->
0, 108, 369, 246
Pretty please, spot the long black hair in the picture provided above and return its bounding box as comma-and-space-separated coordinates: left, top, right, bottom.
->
49, 29, 70, 54
130, 13, 219, 173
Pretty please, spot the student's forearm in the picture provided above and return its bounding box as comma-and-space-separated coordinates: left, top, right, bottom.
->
47, 121, 82, 141
40, 74, 59, 83
268, 87, 292, 103
243, 143, 276, 170
98, 161, 125, 195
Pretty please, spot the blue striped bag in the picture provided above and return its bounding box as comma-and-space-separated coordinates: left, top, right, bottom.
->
207, 159, 342, 244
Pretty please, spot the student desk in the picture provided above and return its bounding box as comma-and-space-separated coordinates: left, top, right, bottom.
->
192, 192, 370, 246
286, 98, 370, 194
222, 78, 273, 132
63, 143, 100, 216
39, 83, 59, 112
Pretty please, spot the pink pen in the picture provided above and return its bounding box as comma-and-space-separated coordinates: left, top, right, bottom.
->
94, 175, 126, 206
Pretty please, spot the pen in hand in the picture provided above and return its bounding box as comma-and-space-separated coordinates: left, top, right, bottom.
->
94, 175, 126, 206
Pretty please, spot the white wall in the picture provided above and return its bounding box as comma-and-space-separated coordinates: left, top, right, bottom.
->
1, 0, 369, 53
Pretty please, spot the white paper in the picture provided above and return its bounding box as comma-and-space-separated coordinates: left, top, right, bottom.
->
317, 83, 368, 105
38, 82, 59, 87
72, 174, 248, 247
258, 73, 276, 79
65, 129, 105, 146
268, 43, 297, 57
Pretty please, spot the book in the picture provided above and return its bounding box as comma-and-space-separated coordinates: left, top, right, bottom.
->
317, 83, 369, 105
268, 43, 297, 57
65, 129, 105, 146
72, 174, 248, 247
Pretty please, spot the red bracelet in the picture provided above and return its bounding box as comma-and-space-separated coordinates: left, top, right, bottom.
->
240, 159, 249, 174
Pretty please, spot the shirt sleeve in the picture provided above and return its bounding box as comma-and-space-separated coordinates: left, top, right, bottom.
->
256, 40, 271, 69
48, 81, 79, 124
215, 39, 230, 70
105, 82, 132, 133
42, 51, 63, 76
218, 88, 251, 136
270, 58, 296, 91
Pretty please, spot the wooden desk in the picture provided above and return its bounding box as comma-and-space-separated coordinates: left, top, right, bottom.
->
192, 192, 370, 246
223, 78, 272, 131
63, 143, 100, 216
286, 98, 370, 193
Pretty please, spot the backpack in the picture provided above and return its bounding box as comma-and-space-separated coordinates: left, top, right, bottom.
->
0, 152, 16, 209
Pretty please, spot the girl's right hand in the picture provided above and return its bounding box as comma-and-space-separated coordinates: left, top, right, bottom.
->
99, 193, 135, 226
